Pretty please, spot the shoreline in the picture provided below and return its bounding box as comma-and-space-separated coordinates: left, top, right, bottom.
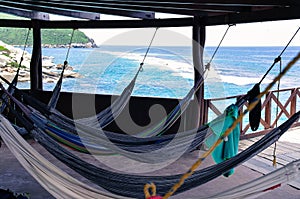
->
0, 41, 82, 84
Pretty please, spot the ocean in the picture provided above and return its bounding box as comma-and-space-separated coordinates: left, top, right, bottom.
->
15, 46, 300, 128
21, 46, 300, 98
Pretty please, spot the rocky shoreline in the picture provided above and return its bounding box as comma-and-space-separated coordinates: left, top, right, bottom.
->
0, 41, 82, 84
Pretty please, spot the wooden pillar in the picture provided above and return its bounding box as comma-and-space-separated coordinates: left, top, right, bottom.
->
265, 93, 272, 129
30, 19, 43, 91
193, 16, 206, 126
290, 88, 296, 115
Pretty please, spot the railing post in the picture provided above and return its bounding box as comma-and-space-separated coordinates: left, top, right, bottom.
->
237, 96, 244, 135
203, 99, 209, 124
265, 92, 272, 129
290, 88, 297, 115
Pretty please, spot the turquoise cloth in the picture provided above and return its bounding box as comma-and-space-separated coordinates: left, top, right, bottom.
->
205, 104, 240, 177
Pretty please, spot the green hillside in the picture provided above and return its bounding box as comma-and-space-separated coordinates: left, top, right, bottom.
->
0, 13, 91, 45
0, 28, 90, 45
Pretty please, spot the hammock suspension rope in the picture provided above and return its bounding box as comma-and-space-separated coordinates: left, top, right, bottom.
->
63, 28, 76, 69
205, 24, 234, 70
273, 55, 282, 167
139, 27, 159, 72
258, 26, 300, 85
3, 28, 31, 115
156, 51, 300, 199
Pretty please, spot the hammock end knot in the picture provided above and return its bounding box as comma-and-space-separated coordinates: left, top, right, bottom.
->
139, 63, 144, 72
64, 60, 68, 66
144, 182, 162, 199
205, 63, 211, 71
273, 155, 277, 168
274, 56, 281, 63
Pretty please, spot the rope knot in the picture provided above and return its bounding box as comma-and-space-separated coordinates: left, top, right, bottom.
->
274, 56, 281, 63
139, 63, 144, 72
205, 63, 210, 70
144, 183, 162, 199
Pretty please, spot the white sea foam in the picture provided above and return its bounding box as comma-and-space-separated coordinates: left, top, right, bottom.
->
100, 50, 194, 79
219, 75, 273, 86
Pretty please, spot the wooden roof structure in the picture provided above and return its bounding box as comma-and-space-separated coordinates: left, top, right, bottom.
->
0, 1, 300, 28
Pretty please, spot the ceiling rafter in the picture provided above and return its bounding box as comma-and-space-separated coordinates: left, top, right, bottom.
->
0, 0, 299, 26
43, 0, 251, 13
3, 0, 204, 16
0, 5, 49, 20
0, 0, 155, 19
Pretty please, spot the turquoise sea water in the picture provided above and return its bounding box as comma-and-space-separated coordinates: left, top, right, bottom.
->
21, 46, 300, 99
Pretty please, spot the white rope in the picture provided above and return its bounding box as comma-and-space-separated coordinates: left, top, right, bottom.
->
0, 114, 130, 199
204, 159, 300, 199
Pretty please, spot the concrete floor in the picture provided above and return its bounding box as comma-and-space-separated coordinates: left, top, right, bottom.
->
0, 133, 299, 199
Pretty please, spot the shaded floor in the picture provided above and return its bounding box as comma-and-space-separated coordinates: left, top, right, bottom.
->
0, 127, 299, 199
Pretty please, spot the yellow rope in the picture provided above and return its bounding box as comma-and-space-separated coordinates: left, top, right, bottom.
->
160, 51, 300, 199
144, 182, 157, 199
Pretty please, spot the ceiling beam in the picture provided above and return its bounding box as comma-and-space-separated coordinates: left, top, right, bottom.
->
45, 0, 251, 13
50, 11, 101, 20
0, 17, 194, 29
1, 0, 155, 19
100, 0, 298, 6
205, 6, 300, 26
3, 0, 209, 16
0, 5, 49, 20
0, 19, 32, 28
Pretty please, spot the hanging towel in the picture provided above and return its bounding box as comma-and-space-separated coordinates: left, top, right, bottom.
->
205, 104, 240, 177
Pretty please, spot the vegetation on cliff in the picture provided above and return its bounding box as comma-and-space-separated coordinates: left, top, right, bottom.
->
0, 28, 91, 46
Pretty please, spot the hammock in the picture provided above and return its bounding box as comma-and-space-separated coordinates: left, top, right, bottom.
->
1, 83, 219, 161
1, 80, 251, 164
205, 159, 300, 199
3, 86, 298, 199
29, 110, 300, 198
0, 114, 128, 199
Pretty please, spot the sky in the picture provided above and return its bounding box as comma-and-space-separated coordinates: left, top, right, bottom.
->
50, 14, 300, 47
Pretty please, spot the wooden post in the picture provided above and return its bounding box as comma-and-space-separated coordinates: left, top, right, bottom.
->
193, 16, 206, 127
30, 19, 43, 91
290, 88, 296, 115
265, 93, 272, 129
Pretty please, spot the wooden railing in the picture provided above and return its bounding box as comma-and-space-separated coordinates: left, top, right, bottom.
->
203, 87, 300, 139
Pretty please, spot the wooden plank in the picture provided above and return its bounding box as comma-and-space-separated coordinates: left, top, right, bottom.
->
285, 152, 300, 160
249, 136, 300, 151
277, 153, 297, 162
242, 157, 277, 174
270, 141, 300, 152
289, 179, 300, 190
243, 154, 300, 189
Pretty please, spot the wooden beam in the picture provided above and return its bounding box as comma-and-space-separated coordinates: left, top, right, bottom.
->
0, 4, 100, 20
40, 17, 193, 29
45, 0, 241, 13
0, 19, 32, 28
0, 17, 194, 29
205, 6, 300, 26
0, 6, 49, 20
192, 16, 206, 127
107, 0, 298, 6
1, 0, 155, 19
30, 20, 43, 91
50, 11, 100, 20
